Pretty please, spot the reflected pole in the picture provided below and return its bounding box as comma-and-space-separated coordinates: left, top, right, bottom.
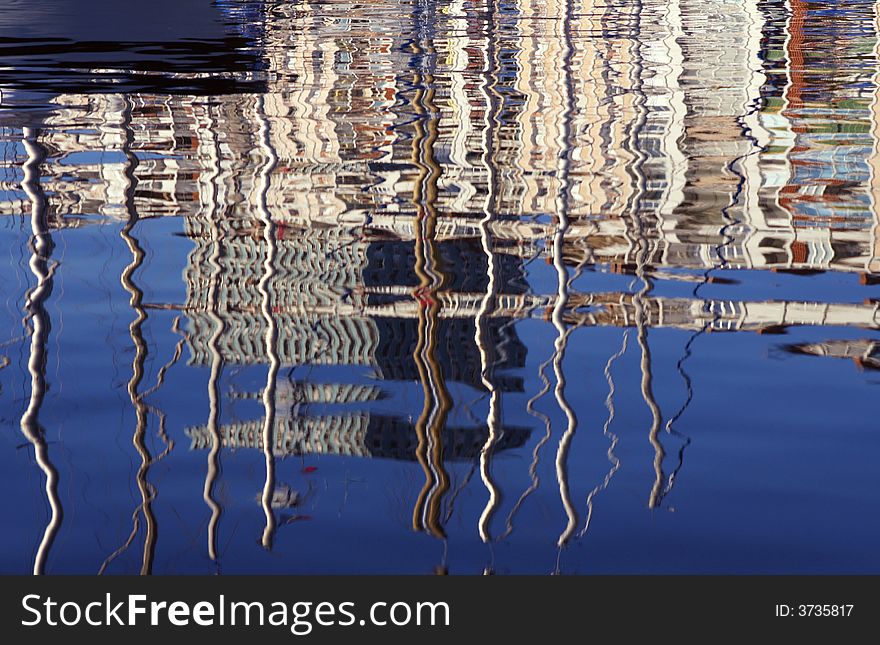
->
20, 127, 62, 576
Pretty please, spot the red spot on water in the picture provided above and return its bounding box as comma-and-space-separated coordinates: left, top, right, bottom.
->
412, 286, 435, 308
302, 466, 318, 474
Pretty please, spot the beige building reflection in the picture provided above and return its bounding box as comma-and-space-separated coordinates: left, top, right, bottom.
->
2, 0, 880, 568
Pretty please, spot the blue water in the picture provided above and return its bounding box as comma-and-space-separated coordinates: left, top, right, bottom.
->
0, 0, 878, 574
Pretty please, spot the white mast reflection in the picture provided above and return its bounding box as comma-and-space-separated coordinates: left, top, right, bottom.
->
476, 0, 503, 546
202, 102, 225, 563
255, 94, 280, 550
20, 127, 62, 576
552, 0, 578, 555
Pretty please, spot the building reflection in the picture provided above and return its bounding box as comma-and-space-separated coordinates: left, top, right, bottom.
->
1, 0, 879, 572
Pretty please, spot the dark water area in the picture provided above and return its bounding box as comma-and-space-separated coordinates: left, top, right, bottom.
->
0, 0, 878, 575
0, 0, 266, 98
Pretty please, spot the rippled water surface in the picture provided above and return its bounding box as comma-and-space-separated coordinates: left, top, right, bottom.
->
0, 0, 878, 574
